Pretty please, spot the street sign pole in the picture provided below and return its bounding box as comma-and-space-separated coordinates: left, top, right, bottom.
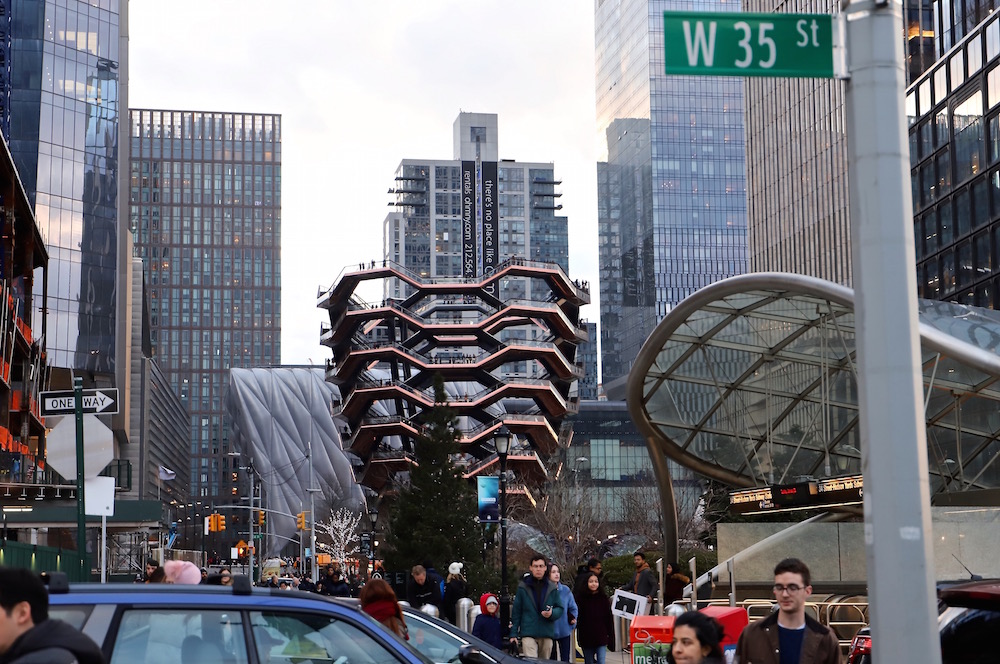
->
74, 377, 87, 577
843, 2, 940, 663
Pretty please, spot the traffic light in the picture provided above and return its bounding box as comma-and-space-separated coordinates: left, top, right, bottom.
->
207, 514, 218, 532
218, 514, 226, 531
257, 510, 265, 526
296, 511, 307, 530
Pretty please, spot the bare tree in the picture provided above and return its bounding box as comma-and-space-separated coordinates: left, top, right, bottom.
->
612, 479, 708, 552
515, 468, 606, 573
315, 507, 363, 564
615, 484, 663, 545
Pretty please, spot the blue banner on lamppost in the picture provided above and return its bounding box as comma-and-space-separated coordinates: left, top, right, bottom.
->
477, 476, 500, 523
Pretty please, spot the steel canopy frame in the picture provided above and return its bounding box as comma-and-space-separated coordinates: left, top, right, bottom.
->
628, 272, 1000, 562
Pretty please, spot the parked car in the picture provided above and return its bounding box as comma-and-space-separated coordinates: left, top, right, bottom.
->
45, 574, 437, 664
847, 579, 1000, 664
399, 603, 559, 664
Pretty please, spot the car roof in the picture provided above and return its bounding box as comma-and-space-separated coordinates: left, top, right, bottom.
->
49, 581, 358, 609
939, 579, 1000, 610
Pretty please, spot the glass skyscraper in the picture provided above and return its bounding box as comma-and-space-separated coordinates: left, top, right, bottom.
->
129, 110, 281, 512
8, 0, 123, 373
595, 0, 748, 393
743, 0, 935, 287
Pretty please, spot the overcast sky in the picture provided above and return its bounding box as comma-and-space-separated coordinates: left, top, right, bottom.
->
129, 1, 600, 366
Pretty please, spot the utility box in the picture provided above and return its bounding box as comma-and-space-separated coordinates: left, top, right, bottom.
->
630, 615, 675, 664
700, 605, 749, 661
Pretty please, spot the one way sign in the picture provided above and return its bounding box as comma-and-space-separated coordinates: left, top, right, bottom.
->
41, 388, 119, 416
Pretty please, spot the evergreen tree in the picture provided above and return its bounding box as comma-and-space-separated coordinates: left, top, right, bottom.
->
383, 375, 490, 593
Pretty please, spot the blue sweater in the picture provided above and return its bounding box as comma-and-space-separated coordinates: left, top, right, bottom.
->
552, 583, 578, 638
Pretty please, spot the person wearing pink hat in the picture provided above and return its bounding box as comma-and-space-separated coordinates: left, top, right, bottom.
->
163, 560, 202, 584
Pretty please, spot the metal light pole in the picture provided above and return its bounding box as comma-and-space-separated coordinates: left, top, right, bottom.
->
368, 509, 378, 575
573, 456, 588, 545
308, 441, 319, 584
494, 426, 512, 642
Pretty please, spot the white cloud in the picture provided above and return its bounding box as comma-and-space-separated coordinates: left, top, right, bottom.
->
130, 0, 599, 365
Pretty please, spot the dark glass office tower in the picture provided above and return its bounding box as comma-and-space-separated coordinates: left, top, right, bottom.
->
595, 0, 748, 394
129, 110, 281, 521
7, 0, 123, 373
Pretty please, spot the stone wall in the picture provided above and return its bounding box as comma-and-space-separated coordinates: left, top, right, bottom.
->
716, 507, 1000, 583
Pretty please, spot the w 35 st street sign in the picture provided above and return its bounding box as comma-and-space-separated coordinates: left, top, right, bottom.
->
664, 11, 838, 78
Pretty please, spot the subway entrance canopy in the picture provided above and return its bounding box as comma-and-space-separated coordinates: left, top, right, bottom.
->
627, 273, 1000, 504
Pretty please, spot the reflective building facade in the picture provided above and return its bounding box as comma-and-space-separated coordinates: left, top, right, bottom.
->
909, 10, 1000, 306
596, 0, 748, 392
742, 0, 940, 287
8, 0, 123, 372
129, 109, 281, 512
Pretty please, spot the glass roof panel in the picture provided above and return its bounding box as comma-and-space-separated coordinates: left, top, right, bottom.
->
676, 308, 728, 338
652, 340, 690, 374
631, 278, 1000, 500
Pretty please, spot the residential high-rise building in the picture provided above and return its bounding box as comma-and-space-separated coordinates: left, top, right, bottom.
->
595, 0, 748, 395
129, 110, 281, 542
385, 112, 569, 305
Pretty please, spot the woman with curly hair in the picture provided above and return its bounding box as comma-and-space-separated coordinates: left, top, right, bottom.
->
360, 578, 408, 640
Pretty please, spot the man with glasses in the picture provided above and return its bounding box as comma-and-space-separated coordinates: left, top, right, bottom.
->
510, 556, 564, 659
734, 558, 839, 664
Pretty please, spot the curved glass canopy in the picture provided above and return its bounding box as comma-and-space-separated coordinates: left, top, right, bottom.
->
627, 273, 1000, 500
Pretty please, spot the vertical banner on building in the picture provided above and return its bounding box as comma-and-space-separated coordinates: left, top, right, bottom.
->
477, 475, 500, 523
481, 161, 498, 295
462, 160, 477, 278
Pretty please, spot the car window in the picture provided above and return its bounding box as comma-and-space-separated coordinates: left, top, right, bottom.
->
108, 609, 248, 664
249, 611, 405, 664
940, 607, 1000, 664
403, 612, 468, 664
49, 605, 93, 630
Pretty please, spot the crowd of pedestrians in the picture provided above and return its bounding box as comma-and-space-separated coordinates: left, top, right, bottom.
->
86, 550, 842, 664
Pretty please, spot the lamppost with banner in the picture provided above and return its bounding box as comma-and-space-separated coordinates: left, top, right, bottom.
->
494, 426, 512, 643
368, 508, 379, 575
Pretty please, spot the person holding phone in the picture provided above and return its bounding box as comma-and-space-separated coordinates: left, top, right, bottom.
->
510, 555, 564, 658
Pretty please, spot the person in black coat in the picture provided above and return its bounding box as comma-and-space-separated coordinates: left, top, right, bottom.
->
574, 572, 615, 664
442, 562, 468, 624
0, 567, 105, 664
573, 558, 603, 596
406, 564, 443, 610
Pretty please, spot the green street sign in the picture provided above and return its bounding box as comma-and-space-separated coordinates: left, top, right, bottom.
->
664, 11, 835, 78
253, 533, 262, 540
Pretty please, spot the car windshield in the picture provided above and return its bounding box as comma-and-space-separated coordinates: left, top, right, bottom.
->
399, 611, 468, 664
351, 604, 437, 664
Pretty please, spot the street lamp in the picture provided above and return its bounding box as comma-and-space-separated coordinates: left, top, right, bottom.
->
368, 508, 379, 576
494, 426, 512, 643
573, 456, 589, 545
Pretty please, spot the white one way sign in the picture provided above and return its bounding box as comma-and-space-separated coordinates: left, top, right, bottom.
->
41, 388, 120, 416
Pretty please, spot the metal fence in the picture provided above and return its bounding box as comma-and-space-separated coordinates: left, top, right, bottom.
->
0, 540, 89, 581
